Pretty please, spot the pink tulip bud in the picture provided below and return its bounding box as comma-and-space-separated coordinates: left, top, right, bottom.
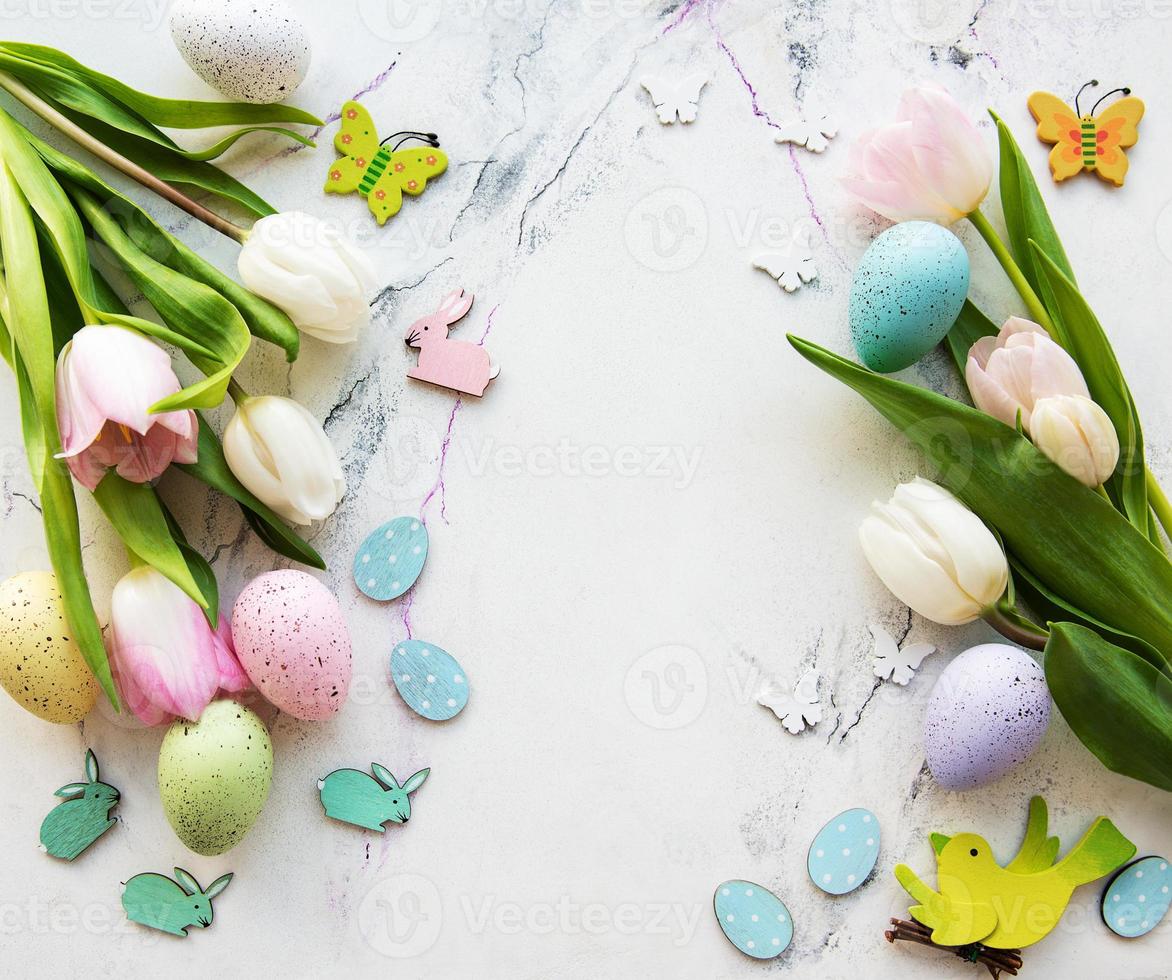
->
966, 317, 1091, 430
841, 84, 993, 225
54, 325, 198, 491
108, 566, 249, 726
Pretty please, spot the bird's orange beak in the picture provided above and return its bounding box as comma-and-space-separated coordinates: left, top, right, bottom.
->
930, 833, 951, 855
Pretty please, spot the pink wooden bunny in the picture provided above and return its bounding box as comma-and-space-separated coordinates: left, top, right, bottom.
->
404, 289, 499, 397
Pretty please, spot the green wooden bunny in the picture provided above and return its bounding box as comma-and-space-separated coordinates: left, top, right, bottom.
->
39, 749, 120, 860
318, 764, 430, 831
122, 868, 233, 936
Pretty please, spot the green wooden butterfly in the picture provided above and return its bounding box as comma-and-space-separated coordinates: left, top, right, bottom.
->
323, 101, 448, 224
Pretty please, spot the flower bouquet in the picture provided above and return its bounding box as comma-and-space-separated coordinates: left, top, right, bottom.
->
791, 86, 1172, 792
0, 44, 370, 714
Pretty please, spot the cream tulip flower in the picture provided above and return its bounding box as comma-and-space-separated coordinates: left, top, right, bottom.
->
859, 478, 1009, 626
222, 396, 345, 525
1030, 395, 1120, 488
237, 212, 376, 344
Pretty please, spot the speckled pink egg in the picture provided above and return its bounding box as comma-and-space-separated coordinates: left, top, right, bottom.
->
231, 571, 351, 720
924, 644, 1050, 790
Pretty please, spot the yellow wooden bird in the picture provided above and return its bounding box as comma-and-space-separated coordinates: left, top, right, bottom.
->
895, 796, 1135, 949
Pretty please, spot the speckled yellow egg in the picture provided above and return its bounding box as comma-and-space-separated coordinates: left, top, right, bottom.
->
0, 571, 97, 723
158, 699, 272, 855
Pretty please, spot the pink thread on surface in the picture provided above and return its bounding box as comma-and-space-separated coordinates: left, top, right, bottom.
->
662, 0, 706, 34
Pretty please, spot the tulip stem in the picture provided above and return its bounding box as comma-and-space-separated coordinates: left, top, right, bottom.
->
1147, 468, 1172, 541
227, 378, 250, 405
966, 209, 1056, 335
982, 603, 1048, 651
0, 71, 250, 244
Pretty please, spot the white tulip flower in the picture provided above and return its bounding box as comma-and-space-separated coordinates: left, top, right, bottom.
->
1030, 395, 1120, 488
223, 396, 345, 525
237, 211, 376, 344
859, 477, 1009, 625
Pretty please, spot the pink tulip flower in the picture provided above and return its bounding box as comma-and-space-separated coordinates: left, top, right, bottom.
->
55, 325, 198, 491
841, 84, 993, 225
966, 317, 1090, 430
108, 566, 250, 726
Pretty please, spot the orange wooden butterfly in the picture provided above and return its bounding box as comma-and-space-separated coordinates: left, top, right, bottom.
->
1027, 81, 1143, 187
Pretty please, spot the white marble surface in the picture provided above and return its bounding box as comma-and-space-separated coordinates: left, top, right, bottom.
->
2, 1, 1171, 976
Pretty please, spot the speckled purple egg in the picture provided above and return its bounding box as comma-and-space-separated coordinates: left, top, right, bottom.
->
924, 644, 1050, 790
231, 571, 350, 721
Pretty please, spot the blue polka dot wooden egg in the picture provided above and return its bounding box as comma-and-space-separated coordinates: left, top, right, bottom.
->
713, 880, 793, 959
807, 808, 881, 895
354, 516, 428, 601
390, 640, 469, 721
849, 222, 970, 373
1101, 856, 1170, 938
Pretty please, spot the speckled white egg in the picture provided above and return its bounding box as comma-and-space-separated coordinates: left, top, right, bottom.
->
924, 644, 1050, 790
170, 0, 310, 104
0, 571, 97, 723
231, 570, 351, 721
159, 699, 273, 855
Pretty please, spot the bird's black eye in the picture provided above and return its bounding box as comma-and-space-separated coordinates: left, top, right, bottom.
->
424, 326, 428, 331
969, 848, 979, 857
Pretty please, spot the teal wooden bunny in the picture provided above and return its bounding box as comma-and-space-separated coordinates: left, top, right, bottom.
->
318, 764, 430, 831
39, 749, 120, 860
122, 868, 233, 937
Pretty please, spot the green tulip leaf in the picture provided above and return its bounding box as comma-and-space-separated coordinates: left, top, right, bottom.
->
0, 42, 321, 128
990, 110, 1076, 301
176, 418, 326, 571
70, 185, 251, 411
29, 132, 299, 359
944, 298, 999, 375
91, 473, 208, 610
159, 504, 219, 626
1029, 244, 1148, 536
788, 334, 1172, 663
0, 161, 116, 706
1045, 623, 1172, 791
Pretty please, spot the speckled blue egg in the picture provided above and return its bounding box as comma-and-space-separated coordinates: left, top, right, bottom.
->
713, 880, 793, 959
924, 644, 1051, 790
390, 640, 468, 721
354, 517, 429, 601
807, 808, 880, 895
849, 221, 970, 372
1102, 856, 1170, 938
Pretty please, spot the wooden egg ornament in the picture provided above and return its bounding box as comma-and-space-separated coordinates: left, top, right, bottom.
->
1027, 81, 1143, 186
123, 868, 233, 937
405, 289, 499, 397
170, 0, 310, 103
39, 749, 119, 861
158, 700, 273, 856
923, 644, 1050, 790
319, 764, 430, 831
713, 880, 793, 959
808, 808, 881, 895
354, 516, 428, 601
849, 221, 969, 373
1101, 856, 1170, 938
231, 570, 352, 720
0, 571, 97, 723
390, 640, 469, 721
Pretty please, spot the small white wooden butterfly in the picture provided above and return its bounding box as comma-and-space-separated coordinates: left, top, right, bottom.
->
757, 668, 821, 734
869, 624, 936, 686
753, 230, 818, 293
640, 73, 708, 124
775, 114, 838, 153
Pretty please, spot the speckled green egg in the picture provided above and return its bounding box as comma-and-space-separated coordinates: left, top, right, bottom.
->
849, 221, 970, 373
0, 571, 97, 723
158, 699, 272, 855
